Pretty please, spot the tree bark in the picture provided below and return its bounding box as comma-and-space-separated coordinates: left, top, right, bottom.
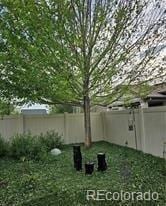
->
83, 95, 92, 148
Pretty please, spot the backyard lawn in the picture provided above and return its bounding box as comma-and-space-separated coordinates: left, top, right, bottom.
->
0, 141, 165, 206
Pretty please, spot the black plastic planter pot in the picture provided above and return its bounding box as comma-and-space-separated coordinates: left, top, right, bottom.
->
73, 145, 82, 171
85, 162, 94, 175
97, 153, 107, 171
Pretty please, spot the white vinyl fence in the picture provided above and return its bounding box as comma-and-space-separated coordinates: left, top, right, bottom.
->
0, 107, 166, 158
0, 113, 103, 144
102, 107, 166, 158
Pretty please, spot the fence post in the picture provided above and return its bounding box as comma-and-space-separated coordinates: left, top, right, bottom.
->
64, 112, 69, 144
101, 112, 106, 141
139, 108, 146, 153
18, 114, 25, 134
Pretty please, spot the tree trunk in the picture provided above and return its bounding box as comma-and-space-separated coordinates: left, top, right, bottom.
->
83, 95, 92, 148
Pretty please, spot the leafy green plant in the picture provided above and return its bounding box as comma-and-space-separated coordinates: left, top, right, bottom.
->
10, 133, 32, 159
9, 131, 63, 160
0, 135, 8, 157
9, 133, 46, 160
38, 130, 63, 151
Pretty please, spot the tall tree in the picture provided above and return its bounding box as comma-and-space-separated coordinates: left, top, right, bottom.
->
0, 0, 165, 147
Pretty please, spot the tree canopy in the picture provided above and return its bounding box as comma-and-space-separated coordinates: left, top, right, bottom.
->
50, 104, 74, 114
0, 0, 165, 146
0, 99, 15, 115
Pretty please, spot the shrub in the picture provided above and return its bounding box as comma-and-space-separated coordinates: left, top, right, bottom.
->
38, 130, 63, 151
0, 135, 8, 157
9, 131, 63, 160
10, 133, 46, 160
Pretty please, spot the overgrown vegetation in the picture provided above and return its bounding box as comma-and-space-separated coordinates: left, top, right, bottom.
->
9, 133, 46, 160
0, 134, 8, 157
0, 142, 165, 206
0, 131, 63, 160
38, 131, 63, 151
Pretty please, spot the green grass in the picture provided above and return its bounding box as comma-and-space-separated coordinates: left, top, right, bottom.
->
0, 141, 165, 206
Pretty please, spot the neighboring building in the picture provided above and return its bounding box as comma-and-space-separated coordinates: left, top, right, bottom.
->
108, 82, 166, 110
144, 92, 166, 107
91, 105, 110, 112
21, 109, 47, 115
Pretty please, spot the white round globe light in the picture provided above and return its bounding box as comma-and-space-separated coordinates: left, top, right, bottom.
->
50, 148, 62, 156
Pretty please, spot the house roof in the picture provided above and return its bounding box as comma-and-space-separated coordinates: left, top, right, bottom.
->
108, 82, 166, 107
145, 92, 166, 99
109, 92, 166, 107
158, 89, 166, 95
109, 98, 141, 107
